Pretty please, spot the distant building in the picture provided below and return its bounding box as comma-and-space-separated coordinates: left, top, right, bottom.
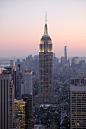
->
34, 55, 39, 68
26, 55, 33, 70
71, 57, 78, 65
39, 20, 54, 104
79, 60, 85, 67
70, 78, 86, 129
10, 60, 13, 74
17, 65, 24, 99
30, 55, 33, 65
13, 62, 17, 99
21, 83, 25, 96
64, 46, 67, 63
53, 53, 58, 67
15, 59, 20, 71
61, 57, 65, 65
25, 70, 32, 95
0, 72, 14, 129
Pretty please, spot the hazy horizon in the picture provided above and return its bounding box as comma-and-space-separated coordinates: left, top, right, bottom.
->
0, 56, 86, 60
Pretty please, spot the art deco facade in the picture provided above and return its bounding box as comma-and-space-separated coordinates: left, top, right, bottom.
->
39, 23, 54, 104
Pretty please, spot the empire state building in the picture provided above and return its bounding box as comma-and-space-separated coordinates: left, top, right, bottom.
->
39, 21, 54, 104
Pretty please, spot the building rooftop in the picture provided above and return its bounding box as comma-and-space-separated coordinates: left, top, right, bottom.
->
71, 78, 86, 86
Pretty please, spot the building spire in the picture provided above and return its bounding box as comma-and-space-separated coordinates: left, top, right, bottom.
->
45, 10, 47, 24
44, 11, 48, 36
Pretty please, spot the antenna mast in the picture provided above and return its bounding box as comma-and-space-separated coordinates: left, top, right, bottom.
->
45, 10, 47, 24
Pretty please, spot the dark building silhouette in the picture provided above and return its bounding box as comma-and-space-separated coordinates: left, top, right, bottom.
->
0, 71, 14, 129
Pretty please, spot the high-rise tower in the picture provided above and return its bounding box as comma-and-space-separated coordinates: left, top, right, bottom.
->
70, 78, 86, 129
25, 70, 32, 95
13, 62, 17, 99
64, 46, 67, 63
39, 18, 54, 104
0, 71, 14, 129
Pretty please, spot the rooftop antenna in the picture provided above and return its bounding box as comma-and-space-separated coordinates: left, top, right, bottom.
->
45, 10, 47, 24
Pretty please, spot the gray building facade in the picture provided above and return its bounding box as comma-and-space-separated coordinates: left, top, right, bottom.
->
0, 73, 14, 129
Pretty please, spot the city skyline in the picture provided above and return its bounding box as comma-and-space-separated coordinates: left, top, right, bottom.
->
0, 0, 86, 57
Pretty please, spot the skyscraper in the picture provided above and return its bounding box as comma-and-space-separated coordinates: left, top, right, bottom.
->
0, 72, 14, 129
10, 60, 13, 74
14, 99, 26, 129
64, 46, 67, 63
14, 94, 34, 129
25, 70, 32, 95
71, 57, 78, 65
13, 62, 17, 99
39, 20, 54, 104
70, 78, 86, 129
17, 64, 24, 99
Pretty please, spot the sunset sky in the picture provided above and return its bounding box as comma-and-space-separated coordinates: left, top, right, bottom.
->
0, 0, 86, 58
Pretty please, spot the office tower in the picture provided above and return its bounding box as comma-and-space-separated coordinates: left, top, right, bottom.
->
70, 78, 86, 129
79, 60, 85, 67
14, 99, 26, 129
34, 55, 39, 69
13, 62, 17, 99
39, 21, 54, 104
10, 60, 13, 74
22, 94, 34, 129
26, 55, 33, 71
53, 53, 56, 65
21, 83, 25, 95
14, 94, 34, 129
61, 57, 65, 65
10, 60, 13, 68
30, 55, 33, 64
64, 46, 67, 62
17, 68, 24, 99
22, 94, 33, 117
71, 57, 78, 65
0, 72, 14, 129
15, 59, 20, 70
25, 70, 32, 95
